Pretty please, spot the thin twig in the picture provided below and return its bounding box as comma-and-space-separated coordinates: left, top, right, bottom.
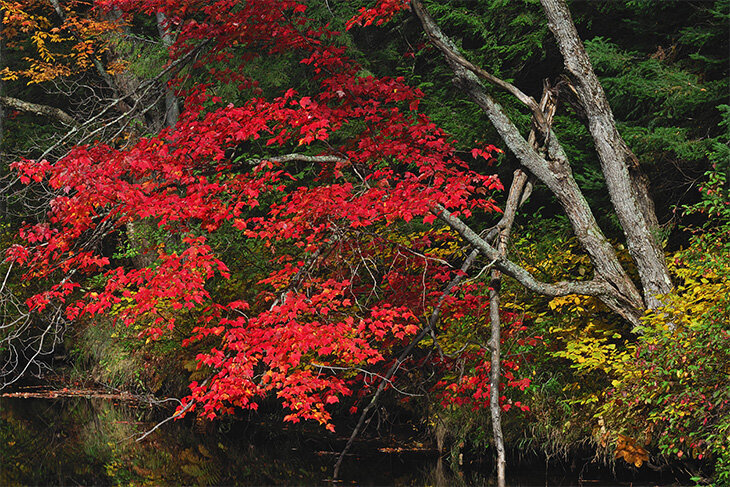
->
135, 400, 193, 442
332, 245, 480, 479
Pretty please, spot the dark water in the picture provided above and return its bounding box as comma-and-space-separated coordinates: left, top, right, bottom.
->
0, 394, 687, 486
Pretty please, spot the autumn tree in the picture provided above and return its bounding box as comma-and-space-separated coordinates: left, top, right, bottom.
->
0, 0, 204, 387
3, 0, 727, 483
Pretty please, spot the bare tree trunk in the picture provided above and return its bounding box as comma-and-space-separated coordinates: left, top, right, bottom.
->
488, 280, 506, 487
540, 0, 673, 309
157, 12, 179, 128
484, 87, 559, 487
486, 171, 529, 487
408, 5, 677, 474
412, 0, 645, 325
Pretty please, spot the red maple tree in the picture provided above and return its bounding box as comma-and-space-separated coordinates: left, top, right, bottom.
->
9, 0, 534, 431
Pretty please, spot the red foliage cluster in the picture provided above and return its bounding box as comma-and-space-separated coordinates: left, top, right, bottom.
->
434, 315, 540, 413
7, 0, 533, 428
346, 0, 411, 29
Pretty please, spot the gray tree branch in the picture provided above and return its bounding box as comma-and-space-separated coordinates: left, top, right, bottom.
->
412, 0, 645, 324
0, 96, 79, 126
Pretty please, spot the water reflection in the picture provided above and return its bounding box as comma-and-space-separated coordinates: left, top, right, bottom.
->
1, 396, 448, 486
1, 396, 680, 486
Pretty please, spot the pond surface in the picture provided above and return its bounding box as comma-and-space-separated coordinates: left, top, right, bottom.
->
0, 387, 687, 486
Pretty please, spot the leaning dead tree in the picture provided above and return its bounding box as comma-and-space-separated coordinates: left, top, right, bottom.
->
410, 0, 674, 485
413, 0, 672, 326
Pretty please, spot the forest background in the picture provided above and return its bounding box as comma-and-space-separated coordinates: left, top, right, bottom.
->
0, 0, 728, 485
